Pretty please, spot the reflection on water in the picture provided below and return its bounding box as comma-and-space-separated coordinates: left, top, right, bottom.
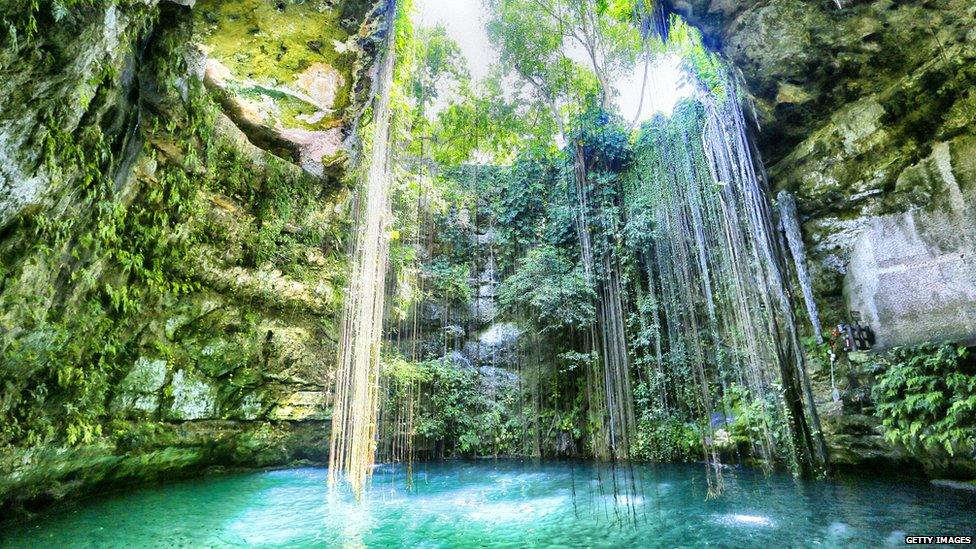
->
3, 460, 975, 548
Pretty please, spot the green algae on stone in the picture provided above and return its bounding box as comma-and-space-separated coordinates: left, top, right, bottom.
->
193, 0, 353, 130
112, 358, 169, 415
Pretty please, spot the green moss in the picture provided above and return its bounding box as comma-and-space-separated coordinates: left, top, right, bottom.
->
197, 131, 347, 283
193, 0, 353, 128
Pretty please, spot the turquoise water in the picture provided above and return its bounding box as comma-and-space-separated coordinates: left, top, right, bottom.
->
3, 461, 974, 548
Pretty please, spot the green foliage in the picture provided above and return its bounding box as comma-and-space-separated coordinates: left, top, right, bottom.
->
632, 413, 700, 462
485, 0, 641, 110
631, 378, 701, 462
414, 360, 477, 453
566, 104, 632, 295
215, 145, 333, 272
406, 25, 469, 115
379, 0, 811, 469
665, 17, 726, 99
498, 245, 595, 333
569, 105, 633, 173
397, 17, 550, 167
720, 383, 789, 454
486, 0, 597, 114
422, 258, 471, 304
383, 356, 522, 457
873, 344, 976, 457
492, 152, 561, 265
0, 28, 209, 447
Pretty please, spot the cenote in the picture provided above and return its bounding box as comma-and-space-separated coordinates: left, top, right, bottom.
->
2, 0, 976, 546
6, 461, 975, 547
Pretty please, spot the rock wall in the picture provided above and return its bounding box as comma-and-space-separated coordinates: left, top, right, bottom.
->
844, 137, 976, 349
0, 0, 383, 519
666, 0, 976, 474
669, 0, 976, 333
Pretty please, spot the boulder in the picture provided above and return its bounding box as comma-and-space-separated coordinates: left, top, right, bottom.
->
112, 358, 169, 415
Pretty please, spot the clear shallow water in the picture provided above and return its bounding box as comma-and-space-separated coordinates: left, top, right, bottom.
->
3, 461, 974, 548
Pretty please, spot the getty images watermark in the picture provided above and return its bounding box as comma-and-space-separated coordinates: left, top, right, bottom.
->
905, 536, 973, 545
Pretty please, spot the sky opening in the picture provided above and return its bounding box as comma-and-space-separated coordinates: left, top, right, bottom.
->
413, 0, 695, 122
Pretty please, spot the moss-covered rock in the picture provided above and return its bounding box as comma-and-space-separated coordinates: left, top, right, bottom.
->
191, 0, 359, 176
112, 357, 169, 415
269, 390, 330, 421
0, 0, 385, 520
668, 0, 976, 474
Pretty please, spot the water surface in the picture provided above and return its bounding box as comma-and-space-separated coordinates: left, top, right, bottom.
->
3, 461, 974, 547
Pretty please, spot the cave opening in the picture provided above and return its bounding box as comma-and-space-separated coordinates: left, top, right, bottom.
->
3, 0, 976, 545
323, 0, 832, 508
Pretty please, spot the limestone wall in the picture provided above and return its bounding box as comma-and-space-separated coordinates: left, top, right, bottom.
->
0, 0, 383, 518
844, 139, 976, 349
666, 0, 976, 474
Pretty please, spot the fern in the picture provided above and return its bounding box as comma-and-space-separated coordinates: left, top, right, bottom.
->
872, 344, 975, 457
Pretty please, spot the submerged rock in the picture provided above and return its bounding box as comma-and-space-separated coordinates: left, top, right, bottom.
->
931, 479, 976, 492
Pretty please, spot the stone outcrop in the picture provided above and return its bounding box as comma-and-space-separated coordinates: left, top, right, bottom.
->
0, 0, 383, 519
844, 138, 976, 349
666, 0, 976, 473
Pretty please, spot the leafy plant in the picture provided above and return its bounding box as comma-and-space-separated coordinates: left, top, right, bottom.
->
632, 413, 700, 462
497, 245, 596, 332
382, 356, 522, 458
422, 258, 471, 304
873, 344, 975, 457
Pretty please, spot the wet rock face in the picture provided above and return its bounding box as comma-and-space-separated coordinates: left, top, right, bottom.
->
0, 0, 381, 519
470, 252, 500, 324
669, 0, 976, 471
167, 369, 219, 420
112, 358, 169, 414
844, 138, 976, 349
